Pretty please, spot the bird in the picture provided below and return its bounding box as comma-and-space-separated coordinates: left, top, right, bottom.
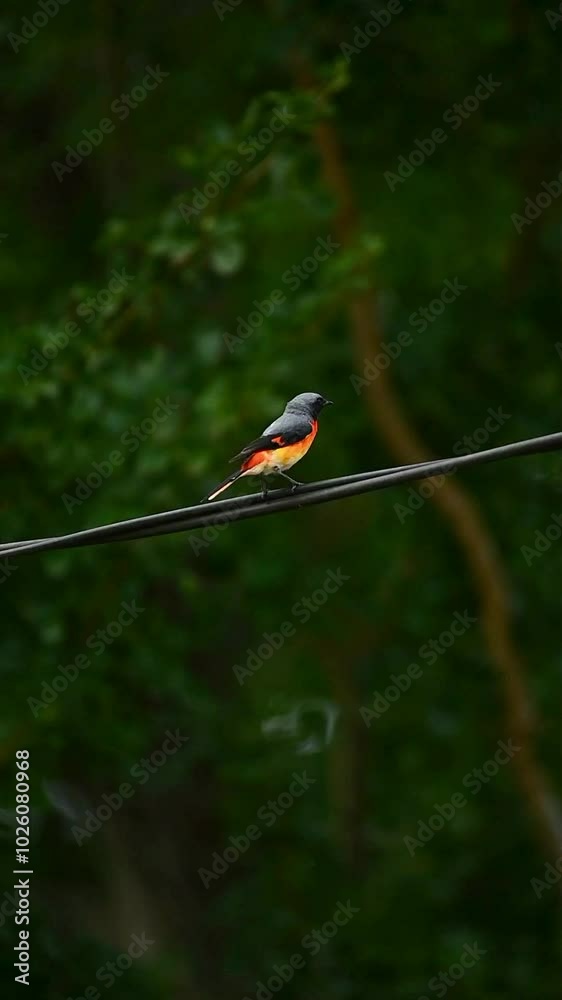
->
202, 392, 333, 502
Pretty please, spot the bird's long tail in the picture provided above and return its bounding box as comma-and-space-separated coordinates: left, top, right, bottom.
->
203, 470, 243, 503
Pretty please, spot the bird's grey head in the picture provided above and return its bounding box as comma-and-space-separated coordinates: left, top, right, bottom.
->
284, 392, 333, 417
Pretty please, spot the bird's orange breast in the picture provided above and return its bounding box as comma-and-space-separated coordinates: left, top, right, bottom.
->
242, 420, 318, 473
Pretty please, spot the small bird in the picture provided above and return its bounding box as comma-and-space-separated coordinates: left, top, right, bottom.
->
203, 392, 333, 502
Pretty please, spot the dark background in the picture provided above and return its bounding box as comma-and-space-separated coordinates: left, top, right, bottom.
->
0, 1, 561, 997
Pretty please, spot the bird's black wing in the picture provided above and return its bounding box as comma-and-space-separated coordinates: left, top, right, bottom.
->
228, 435, 282, 463
229, 414, 313, 463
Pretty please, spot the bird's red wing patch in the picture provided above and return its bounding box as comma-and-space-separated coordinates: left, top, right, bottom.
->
241, 421, 318, 472
242, 449, 271, 472
270, 420, 317, 449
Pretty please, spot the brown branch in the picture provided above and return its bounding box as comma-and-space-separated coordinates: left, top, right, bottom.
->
294, 62, 562, 868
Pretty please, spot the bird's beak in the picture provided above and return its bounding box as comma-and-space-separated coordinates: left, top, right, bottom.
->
324, 399, 334, 406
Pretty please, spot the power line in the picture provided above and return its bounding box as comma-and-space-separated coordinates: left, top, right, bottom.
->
1, 432, 560, 559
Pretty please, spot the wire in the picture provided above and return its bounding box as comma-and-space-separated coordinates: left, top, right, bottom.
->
0, 457, 430, 555
1, 432, 560, 559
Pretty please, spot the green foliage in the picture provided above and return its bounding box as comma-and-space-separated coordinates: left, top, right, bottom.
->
0, 1, 560, 997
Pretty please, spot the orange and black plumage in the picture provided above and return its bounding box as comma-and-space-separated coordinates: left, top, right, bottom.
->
203, 392, 332, 502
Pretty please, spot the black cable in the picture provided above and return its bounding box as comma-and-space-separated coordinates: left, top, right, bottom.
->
0, 453, 469, 555
0, 457, 428, 553
1, 432, 560, 559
